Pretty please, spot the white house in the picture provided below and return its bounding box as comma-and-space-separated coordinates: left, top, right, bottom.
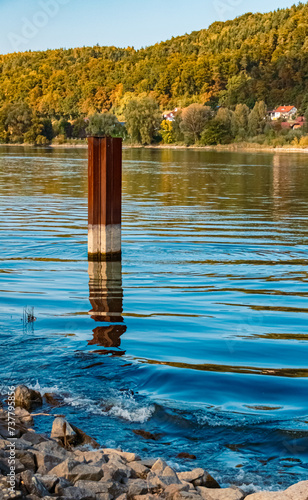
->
271, 106, 297, 121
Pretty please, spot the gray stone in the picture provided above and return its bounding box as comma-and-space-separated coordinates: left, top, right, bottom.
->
20, 470, 49, 497
48, 458, 81, 480
15, 449, 36, 472
70, 463, 104, 483
139, 459, 157, 468
151, 459, 168, 475
34, 474, 59, 493
58, 486, 96, 500
128, 479, 149, 497
14, 386, 42, 411
101, 462, 131, 483
73, 449, 107, 466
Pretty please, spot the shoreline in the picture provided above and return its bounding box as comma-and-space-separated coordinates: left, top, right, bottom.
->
1, 142, 308, 154
0, 386, 307, 500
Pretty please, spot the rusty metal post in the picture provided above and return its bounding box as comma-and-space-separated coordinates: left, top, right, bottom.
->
88, 136, 122, 261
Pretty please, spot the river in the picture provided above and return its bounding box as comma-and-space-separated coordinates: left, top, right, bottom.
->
0, 146, 307, 492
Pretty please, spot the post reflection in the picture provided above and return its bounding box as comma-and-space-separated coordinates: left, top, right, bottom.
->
88, 261, 127, 354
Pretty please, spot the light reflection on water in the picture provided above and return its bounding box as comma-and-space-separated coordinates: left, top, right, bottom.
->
0, 146, 308, 491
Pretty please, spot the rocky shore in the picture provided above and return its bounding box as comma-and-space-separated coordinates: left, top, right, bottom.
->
0, 386, 307, 500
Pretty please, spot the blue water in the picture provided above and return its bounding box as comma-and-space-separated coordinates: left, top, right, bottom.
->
0, 146, 307, 492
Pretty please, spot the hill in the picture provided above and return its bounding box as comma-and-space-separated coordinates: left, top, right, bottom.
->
0, 3, 308, 119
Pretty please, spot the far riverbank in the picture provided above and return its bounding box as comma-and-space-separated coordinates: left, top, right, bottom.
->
1, 142, 308, 154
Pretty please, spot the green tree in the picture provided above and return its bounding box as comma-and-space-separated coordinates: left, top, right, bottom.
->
180, 104, 211, 143
248, 101, 268, 136
0, 103, 32, 142
201, 120, 231, 145
86, 112, 123, 137
231, 104, 250, 138
124, 97, 162, 144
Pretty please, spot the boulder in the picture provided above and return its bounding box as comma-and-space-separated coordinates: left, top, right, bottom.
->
129, 460, 150, 479
20, 470, 49, 497
151, 459, 168, 475
285, 480, 308, 500
178, 470, 205, 483
197, 486, 245, 500
127, 479, 150, 497
15, 386, 42, 411
57, 486, 96, 500
70, 463, 104, 482
15, 449, 37, 472
245, 493, 289, 500
48, 458, 81, 480
50, 417, 76, 443
103, 448, 140, 463
101, 462, 131, 483
15, 407, 34, 427
34, 474, 59, 493
178, 469, 220, 489
73, 449, 107, 466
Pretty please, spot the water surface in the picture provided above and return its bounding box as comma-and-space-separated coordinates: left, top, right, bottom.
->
0, 146, 307, 491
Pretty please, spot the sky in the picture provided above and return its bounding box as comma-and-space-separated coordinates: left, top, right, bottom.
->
0, 0, 299, 55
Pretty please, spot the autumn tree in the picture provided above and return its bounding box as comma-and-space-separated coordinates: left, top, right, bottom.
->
180, 104, 211, 142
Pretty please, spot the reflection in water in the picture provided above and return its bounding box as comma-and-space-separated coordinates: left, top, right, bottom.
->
88, 261, 127, 352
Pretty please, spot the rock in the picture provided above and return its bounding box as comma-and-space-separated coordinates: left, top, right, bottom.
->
32, 440, 73, 474
140, 459, 157, 468
103, 448, 141, 463
15, 407, 34, 427
54, 477, 72, 495
245, 493, 289, 500
20, 470, 49, 497
73, 449, 107, 466
285, 480, 308, 500
178, 470, 205, 483
58, 486, 96, 500
34, 474, 59, 493
129, 461, 150, 479
43, 392, 65, 407
177, 453, 197, 461
101, 462, 131, 482
165, 483, 190, 497
147, 470, 181, 488
178, 469, 220, 489
15, 386, 42, 411
197, 486, 245, 500
151, 459, 168, 475
50, 417, 76, 443
21, 431, 48, 446
48, 458, 81, 480
133, 429, 162, 441
128, 479, 149, 497
70, 423, 100, 449
70, 463, 104, 482
15, 449, 37, 472
175, 492, 203, 500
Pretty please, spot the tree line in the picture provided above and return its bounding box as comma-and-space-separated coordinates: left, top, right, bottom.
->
1, 97, 308, 147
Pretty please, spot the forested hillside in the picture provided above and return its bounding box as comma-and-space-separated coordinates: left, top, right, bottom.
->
1, 2, 308, 119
